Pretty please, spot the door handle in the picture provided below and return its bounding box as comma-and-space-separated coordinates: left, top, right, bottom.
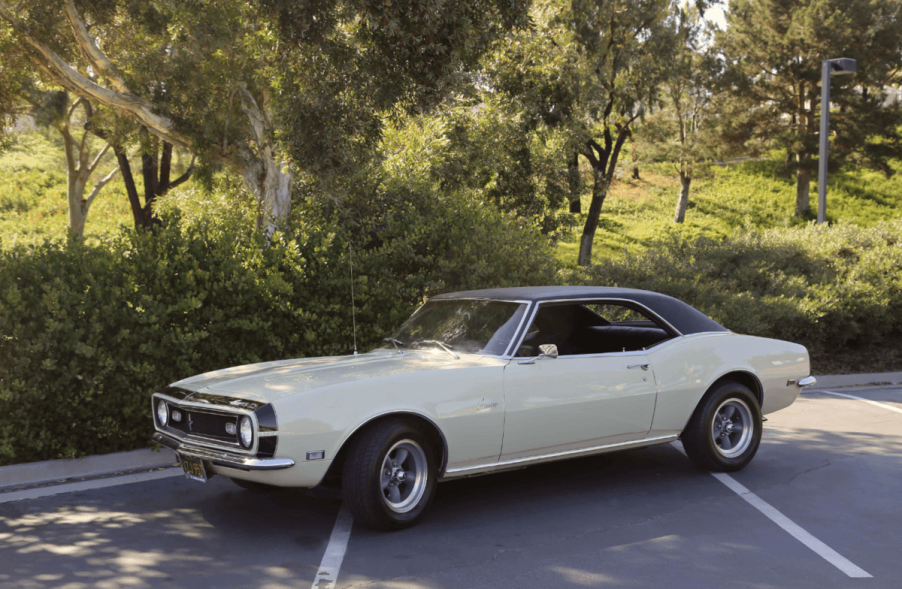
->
627, 364, 649, 371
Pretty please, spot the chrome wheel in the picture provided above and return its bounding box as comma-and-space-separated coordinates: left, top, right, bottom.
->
711, 398, 753, 458
380, 439, 428, 513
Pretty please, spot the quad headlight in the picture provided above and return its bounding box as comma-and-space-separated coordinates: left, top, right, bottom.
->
156, 400, 169, 427
239, 416, 254, 449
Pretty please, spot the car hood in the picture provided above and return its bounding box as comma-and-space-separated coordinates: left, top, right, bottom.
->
168, 350, 506, 403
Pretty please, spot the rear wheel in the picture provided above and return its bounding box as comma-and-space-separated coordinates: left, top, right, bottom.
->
342, 418, 437, 531
682, 382, 762, 472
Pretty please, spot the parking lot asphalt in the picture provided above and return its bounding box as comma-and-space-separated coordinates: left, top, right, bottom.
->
1, 385, 900, 589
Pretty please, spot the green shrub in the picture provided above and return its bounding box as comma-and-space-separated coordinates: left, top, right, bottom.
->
0, 178, 556, 465
562, 221, 902, 358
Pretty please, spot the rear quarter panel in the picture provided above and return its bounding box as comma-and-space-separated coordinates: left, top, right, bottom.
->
648, 332, 810, 437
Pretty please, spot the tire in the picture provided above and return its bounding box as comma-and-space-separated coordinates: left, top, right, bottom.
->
342, 418, 438, 531
230, 478, 277, 493
682, 381, 762, 472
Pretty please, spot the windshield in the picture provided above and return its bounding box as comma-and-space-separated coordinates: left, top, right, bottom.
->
380, 299, 528, 356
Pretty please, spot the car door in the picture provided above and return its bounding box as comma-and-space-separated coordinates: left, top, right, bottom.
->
500, 354, 658, 460
499, 300, 667, 461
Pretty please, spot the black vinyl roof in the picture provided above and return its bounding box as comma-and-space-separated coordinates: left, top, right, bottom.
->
432, 286, 728, 336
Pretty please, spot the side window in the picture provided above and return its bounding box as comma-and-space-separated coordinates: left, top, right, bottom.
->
584, 303, 658, 327
516, 301, 672, 357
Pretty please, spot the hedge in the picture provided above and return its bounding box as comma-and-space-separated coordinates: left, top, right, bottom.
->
0, 186, 557, 465
564, 221, 902, 358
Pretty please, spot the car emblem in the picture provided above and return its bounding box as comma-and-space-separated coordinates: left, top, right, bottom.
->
476, 399, 498, 412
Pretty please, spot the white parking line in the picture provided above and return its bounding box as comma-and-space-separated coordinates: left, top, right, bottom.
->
310, 503, 354, 589
812, 390, 902, 415
0, 468, 182, 504
671, 442, 871, 578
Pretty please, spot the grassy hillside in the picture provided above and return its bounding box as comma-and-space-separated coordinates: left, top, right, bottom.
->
0, 130, 188, 247
556, 155, 902, 267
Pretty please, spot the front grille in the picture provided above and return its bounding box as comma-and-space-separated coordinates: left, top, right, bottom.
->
169, 408, 239, 443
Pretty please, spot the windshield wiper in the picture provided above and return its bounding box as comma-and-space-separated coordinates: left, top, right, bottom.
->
420, 339, 460, 360
382, 337, 404, 355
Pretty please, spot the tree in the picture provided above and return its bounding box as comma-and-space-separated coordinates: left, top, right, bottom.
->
635, 4, 723, 223
485, 0, 684, 266
0, 0, 528, 234
6, 75, 121, 239
566, 0, 681, 266
718, 0, 902, 217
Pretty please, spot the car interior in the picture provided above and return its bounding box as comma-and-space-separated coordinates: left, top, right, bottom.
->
516, 302, 674, 357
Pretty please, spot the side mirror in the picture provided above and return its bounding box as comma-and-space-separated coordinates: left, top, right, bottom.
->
538, 344, 559, 359
518, 344, 559, 365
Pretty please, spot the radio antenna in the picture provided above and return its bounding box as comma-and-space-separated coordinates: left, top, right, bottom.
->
349, 242, 358, 356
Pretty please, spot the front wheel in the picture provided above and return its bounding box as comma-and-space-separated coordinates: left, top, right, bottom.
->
682, 382, 762, 472
342, 419, 437, 531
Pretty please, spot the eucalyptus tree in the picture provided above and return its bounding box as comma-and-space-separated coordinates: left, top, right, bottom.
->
29, 91, 120, 239
0, 0, 528, 234
636, 4, 723, 223
1, 62, 121, 238
718, 0, 902, 217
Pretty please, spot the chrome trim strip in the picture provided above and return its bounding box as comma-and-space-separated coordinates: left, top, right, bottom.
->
502, 301, 534, 357
153, 433, 295, 471
444, 434, 679, 475
798, 376, 817, 388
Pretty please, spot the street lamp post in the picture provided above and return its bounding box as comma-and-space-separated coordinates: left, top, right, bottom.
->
817, 57, 856, 224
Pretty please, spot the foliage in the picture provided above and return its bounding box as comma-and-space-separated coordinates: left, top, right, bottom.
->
0, 0, 531, 226
563, 220, 902, 367
398, 99, 578, 239
716, 0, 902, 214
0, 170, 557, 466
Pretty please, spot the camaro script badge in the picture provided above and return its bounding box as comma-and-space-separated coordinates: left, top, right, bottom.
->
477, 399, 498, 412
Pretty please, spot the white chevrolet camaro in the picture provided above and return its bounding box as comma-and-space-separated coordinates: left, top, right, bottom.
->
152, 286, 815, 530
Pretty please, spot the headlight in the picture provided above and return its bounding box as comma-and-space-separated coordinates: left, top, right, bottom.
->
239, 416, 253, 449
156, 400, 169, 427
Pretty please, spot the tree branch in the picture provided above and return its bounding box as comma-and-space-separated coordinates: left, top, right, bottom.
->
163, 156, 196, 194
85, 165, 119, 209
63, 0, 130, 95
88, 142, 112, 175
0, 0, 191, 149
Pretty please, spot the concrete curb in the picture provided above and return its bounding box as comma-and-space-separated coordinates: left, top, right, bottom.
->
0, 447, 178, 491
811, 372, 902, 390
1, 372, 899, 492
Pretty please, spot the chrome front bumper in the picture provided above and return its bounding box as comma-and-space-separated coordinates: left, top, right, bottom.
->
797, 376, 817, 387
153, 432, 295, 471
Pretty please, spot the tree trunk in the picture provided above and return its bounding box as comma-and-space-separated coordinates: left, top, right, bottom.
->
567, 153, 581, 213
577, 167, 609, 267
240, 151, 292, 236
66, 169, 89, 239
236, 84, 293, 235
674, 173, 691, 223
795, 152, 812, 216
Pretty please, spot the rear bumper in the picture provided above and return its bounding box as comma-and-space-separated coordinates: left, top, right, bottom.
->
153, 432, 295, 471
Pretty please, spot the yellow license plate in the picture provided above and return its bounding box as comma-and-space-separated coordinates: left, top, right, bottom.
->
180, 454, 208, 483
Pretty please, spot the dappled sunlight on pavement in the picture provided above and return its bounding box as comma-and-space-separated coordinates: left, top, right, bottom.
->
0, 478, 339, 589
